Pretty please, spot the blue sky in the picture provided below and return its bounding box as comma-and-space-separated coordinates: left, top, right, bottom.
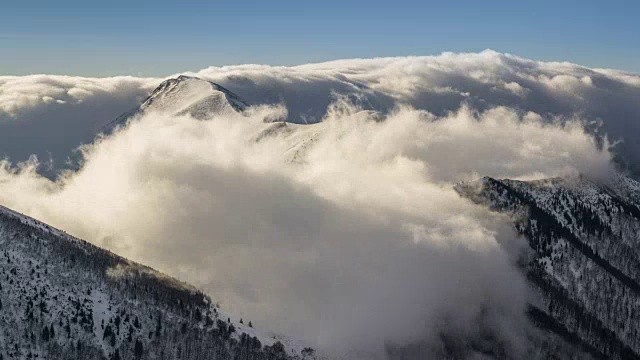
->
2, 0, 638, 76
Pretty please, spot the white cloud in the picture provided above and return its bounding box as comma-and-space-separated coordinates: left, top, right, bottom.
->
0, 75, 158, 175
0, 74, 157, 117
0, 100, 611, 358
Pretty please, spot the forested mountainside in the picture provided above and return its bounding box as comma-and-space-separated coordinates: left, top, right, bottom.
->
0, 205, 314, 360
456, 172, 640, 360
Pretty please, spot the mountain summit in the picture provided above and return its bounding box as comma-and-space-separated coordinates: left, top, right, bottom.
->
104, 75, 248, 131
140, 75, 247, 116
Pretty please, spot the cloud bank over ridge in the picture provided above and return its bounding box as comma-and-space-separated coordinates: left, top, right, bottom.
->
1, 50, 639, 173
192, 50, 638, 173
0, 50, 634, 358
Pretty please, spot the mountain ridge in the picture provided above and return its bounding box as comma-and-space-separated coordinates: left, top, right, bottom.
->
455, 172, 640, 359
102, 75, 248, 132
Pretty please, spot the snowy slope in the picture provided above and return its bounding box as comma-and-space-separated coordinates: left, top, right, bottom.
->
456, 172, 640, 360
0, 204, 316, 360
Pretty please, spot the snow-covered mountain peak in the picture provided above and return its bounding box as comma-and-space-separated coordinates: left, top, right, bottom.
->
140, 75, 247, 120
103, 75, 248, 131
140, 75, 248, 117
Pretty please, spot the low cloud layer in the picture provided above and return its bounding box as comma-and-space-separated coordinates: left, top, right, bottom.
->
0, 75, 157, 174
1, 50, 639, 175
0, 51, 630, 358
0, 103, 611, 358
